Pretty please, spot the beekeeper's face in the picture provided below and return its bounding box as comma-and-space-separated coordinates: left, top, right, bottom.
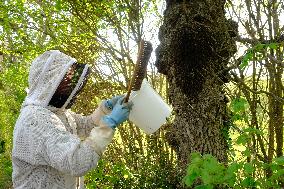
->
48, 62, 90, 109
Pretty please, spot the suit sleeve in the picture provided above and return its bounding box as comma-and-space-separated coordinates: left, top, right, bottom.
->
69, 101, 112, 139
13, 108, 114, 177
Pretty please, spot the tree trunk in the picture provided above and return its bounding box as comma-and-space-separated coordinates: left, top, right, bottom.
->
155, 0, 238, 177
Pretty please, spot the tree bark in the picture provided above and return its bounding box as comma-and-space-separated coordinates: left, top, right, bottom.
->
155, 0, 237, 178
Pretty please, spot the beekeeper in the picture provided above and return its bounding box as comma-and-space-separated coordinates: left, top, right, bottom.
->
12, 50, 132, 189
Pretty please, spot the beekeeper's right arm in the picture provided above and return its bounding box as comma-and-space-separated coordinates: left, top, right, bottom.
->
13, 100, 131, 177
70, 95, 125, 139
86, 97, 132, 154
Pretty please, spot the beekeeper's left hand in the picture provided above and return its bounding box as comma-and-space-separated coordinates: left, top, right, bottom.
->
102, 97, 133, 129
104, 95, 125, 111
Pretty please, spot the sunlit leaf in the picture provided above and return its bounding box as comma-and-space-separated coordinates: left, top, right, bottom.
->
231, 97, 248, 113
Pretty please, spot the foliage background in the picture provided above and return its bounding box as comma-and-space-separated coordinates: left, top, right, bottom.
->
0, 0, 283, 188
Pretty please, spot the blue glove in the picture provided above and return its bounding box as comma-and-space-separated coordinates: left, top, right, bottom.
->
104, 95, 125, 110
102, 97, 133, 130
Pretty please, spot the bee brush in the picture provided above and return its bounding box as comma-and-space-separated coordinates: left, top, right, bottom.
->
124, 39, 153, 103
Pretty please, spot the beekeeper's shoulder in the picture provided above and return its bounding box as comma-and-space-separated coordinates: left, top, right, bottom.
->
22, 105, 66, 131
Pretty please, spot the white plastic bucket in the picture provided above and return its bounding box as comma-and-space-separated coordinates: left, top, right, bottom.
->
129, 79, 172, 134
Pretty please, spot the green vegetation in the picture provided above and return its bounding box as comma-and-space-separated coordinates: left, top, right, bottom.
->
184, 152, 284, 189
0, 64, 28, 189
0, 0, 283, 188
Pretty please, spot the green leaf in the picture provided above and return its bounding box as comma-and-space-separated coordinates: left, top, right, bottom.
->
240, 59, 248, 69
236, 133, 249, 145
254, 44, 266, 51
202, 155, 220, 173
195, 184, 213, 189
191, 152, 202, 161
241, 49, 255, 69
273, 156, 284, 165
246, 51, 253, 59
270, 163, 279, 171
243, 149, 251, 157
224, 168, 237, 187
244, 163, 255, 175
268, 43, 278, 50
243, 128, 263, 135
201, 170, 212, 184
231, 97, 248, 113
232, 113, 242, 121
228, 162, 241, 172
55, 0, 62, 11
184, 153, 204, 187
241, 177, 257, 187
184, 171, 199, 186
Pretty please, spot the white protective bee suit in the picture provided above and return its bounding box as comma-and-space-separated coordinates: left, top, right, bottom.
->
12, 50, 114, 189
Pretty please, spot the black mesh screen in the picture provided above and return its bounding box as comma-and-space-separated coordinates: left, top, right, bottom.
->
48, 62, 90, 108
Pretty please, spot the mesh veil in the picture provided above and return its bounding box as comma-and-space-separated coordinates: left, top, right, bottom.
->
49, 62, 90, 109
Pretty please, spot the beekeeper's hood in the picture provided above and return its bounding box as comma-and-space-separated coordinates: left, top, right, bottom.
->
23, 50, 89, 109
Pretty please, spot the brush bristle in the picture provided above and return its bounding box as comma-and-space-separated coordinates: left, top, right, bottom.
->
124, 40, 153, 103
132, 40, 153, 91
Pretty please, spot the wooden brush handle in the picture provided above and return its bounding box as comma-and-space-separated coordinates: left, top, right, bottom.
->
124, 40, 145, 103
